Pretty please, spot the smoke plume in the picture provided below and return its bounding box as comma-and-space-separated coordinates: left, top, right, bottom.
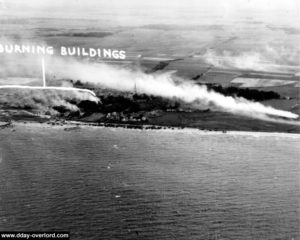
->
0, 88, 98, 115
46, 57, 298, 120
0, 47, 298, 122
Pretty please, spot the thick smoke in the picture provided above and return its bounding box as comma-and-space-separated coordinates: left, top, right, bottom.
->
0, 46, 298, 121
46, 57, 298, 120
0, 88, 97, 115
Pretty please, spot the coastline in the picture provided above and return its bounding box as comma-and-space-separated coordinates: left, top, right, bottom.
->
3, 119, 300, 138
1, 108, 300, 134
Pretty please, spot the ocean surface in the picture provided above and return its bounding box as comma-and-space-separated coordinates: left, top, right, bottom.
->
0, 123, 299, 240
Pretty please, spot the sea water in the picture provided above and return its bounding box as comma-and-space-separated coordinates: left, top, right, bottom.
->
0, 124, 299, 240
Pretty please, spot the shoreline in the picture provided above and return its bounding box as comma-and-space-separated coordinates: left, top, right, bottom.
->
3, 119, 300, 138
2, 109, 300, 134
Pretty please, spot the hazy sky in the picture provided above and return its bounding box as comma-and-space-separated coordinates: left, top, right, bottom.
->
1, 0, 299, 26
3, 0, 299, 11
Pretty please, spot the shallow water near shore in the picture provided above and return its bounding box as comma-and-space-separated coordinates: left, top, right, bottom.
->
0, 123, 299, 239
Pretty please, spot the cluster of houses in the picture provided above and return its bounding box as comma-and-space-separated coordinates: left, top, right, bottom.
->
105, 112, 147, 123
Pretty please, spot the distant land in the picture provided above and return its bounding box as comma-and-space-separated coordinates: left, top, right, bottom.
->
0, 17, 299, 133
